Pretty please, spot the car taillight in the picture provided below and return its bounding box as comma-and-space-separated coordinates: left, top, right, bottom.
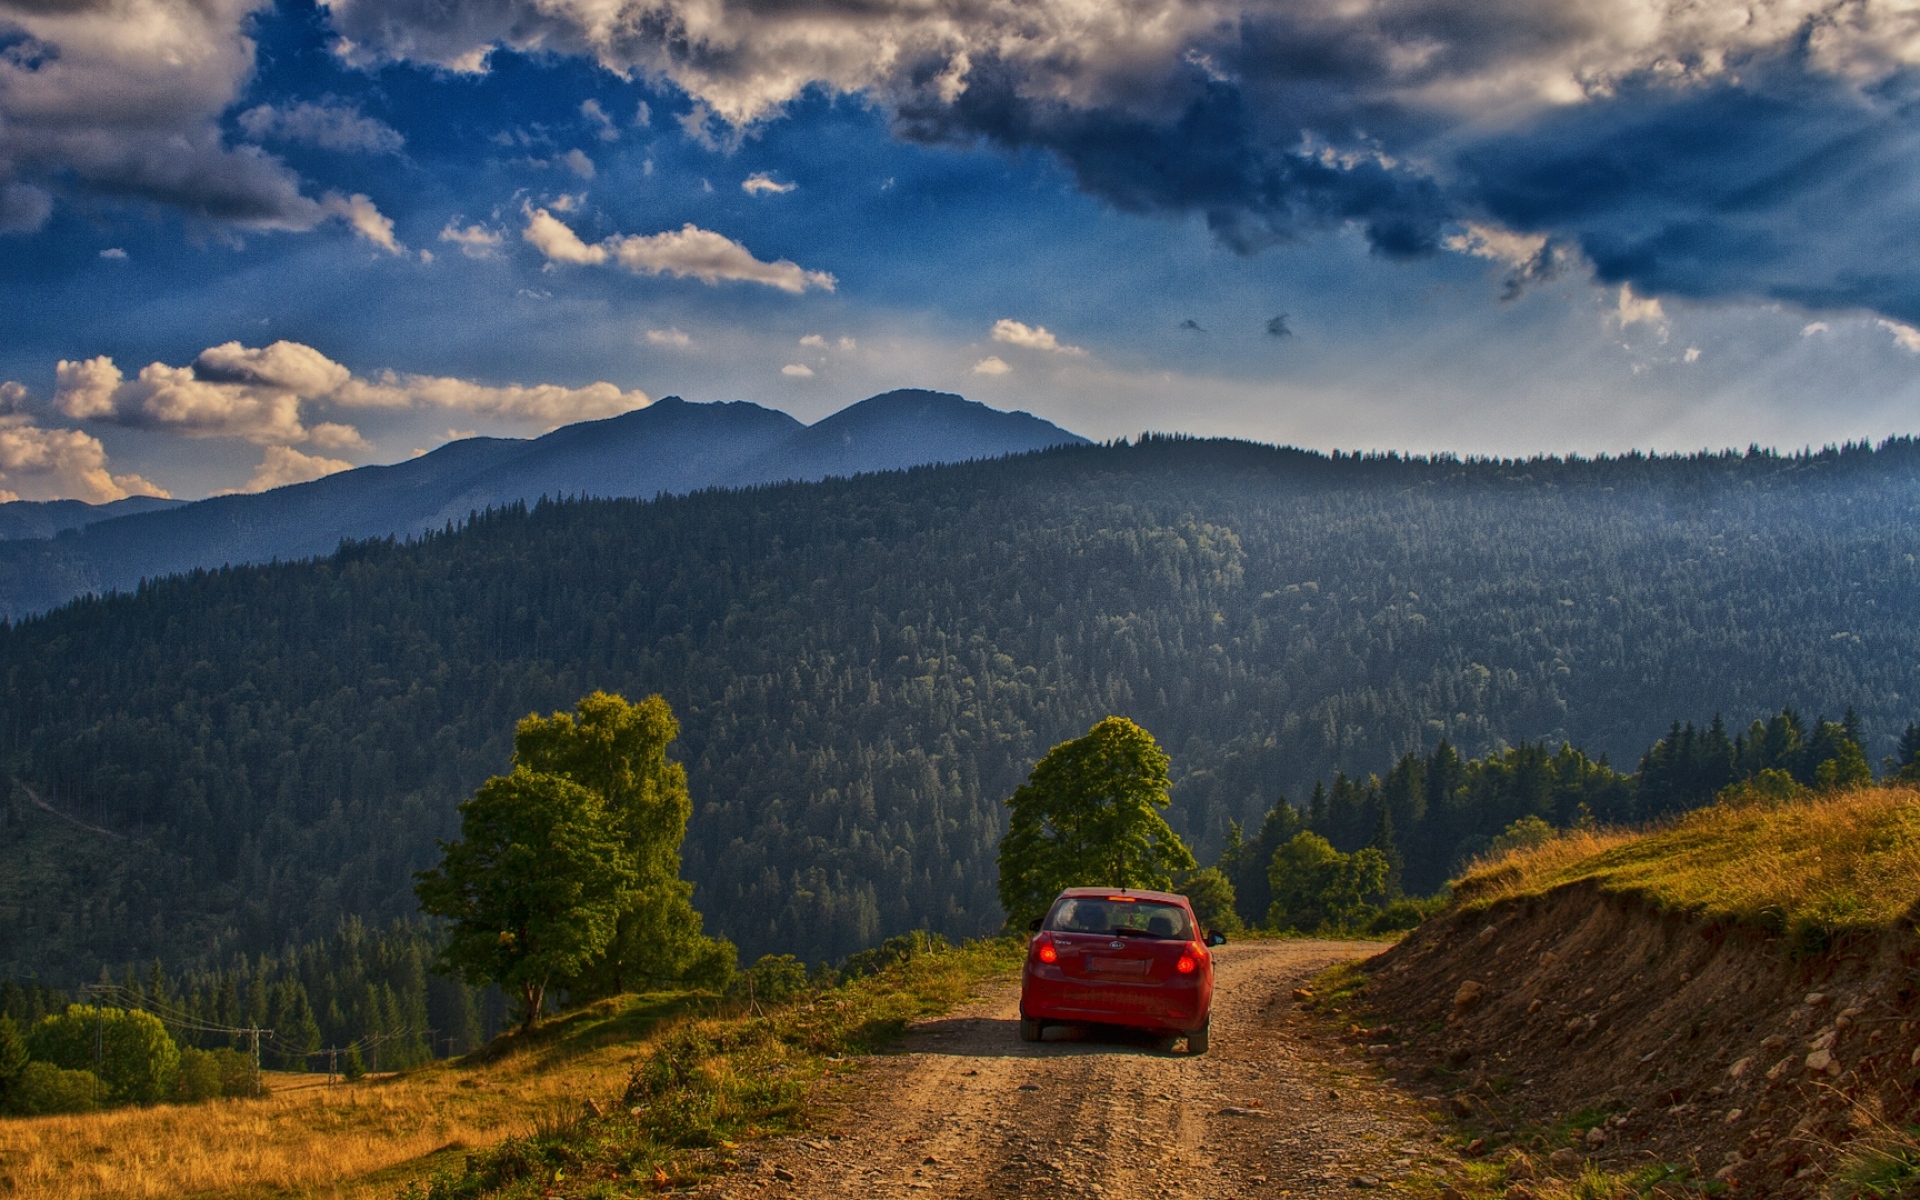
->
1176, 945, 1199, 974
1036, 936, 1058, 964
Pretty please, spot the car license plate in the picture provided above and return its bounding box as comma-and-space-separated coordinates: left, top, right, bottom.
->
1085, 956, 1149, 976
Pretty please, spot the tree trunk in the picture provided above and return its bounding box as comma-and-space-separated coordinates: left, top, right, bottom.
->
519, 979, 545, 1031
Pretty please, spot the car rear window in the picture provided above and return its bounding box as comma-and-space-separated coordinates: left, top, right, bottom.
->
1046, 897, 1194, 939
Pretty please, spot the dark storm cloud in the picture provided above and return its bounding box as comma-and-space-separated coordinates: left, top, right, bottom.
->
1463, 60, 1920, 324
315, 0, 1920, 323
895, 62, 1448, 258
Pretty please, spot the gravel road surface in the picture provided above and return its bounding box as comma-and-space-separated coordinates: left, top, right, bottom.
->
704, 940, 1452, 1199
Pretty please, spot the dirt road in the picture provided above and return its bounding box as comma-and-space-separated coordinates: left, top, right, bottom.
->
707, 940, 1455, 1199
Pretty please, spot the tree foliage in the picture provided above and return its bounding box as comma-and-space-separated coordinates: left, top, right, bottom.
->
5, 437, 1920, 975
414, 769, 636, 1028
26, 1004, 178, 1105
997, 716, 1196, 926
511, 692, 734, 996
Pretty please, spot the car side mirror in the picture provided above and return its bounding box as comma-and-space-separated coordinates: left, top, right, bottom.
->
1028, 917, 1044, 932
1205, 930, 1227, 947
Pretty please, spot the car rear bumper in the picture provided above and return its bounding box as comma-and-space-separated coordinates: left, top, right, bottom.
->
1020, 969, 1212, 1035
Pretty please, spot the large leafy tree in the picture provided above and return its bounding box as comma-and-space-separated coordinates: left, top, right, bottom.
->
26, 1005, 179, 1104
997, 716, 1196, 926
513, 692, 735, 995
414, 768, 635, 1029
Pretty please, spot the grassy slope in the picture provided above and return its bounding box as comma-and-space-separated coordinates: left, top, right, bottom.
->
0, 991, 704, 1200
409, 936, 1026, 1200
1453, 785, 1920, 942
0, 939, 1023, 1200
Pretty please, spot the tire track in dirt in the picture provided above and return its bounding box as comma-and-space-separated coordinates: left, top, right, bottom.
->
708, 940, 1460, 1199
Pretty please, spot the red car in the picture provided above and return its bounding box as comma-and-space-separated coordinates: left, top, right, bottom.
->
1018, 886, 1226, 1054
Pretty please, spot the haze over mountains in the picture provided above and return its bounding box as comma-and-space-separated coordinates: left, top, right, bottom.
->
0, 390, 1084, 618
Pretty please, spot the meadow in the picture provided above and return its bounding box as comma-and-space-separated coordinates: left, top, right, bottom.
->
0, 992, 700, 1200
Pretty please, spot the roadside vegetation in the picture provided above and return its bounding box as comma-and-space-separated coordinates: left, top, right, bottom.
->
1453, 783, 1920, 948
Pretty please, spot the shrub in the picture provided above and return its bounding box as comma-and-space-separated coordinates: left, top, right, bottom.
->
6, 1061, 100, 1115
1488, 815, 1555, 858
1718, 767, 1805, 806
1178, 867, 1243, 934
840, 931, 950, 980
27, 1005, 180, 1105
341, 1044, 366, 1081
0, 1015, 25, 1108
734, 954, 811, 1006
174, 1046, 254, 1101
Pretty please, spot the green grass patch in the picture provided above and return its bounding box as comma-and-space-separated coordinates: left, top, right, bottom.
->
1832, 1125, 1920, 1199
1453, 786, 1920, 943
403, 936, 1024, 1200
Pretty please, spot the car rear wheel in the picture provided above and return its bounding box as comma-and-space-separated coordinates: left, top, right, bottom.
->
1187, 1024, 1209, 1055
1019, 1017, 1044, 1042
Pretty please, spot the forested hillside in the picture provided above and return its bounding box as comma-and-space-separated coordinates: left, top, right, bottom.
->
4, 435, 1920, 983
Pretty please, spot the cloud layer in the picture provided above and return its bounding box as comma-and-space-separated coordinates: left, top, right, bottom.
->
323, 0, 1920, 321
52, 340, 651, 447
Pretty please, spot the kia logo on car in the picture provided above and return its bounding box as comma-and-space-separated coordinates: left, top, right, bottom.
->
1110, 941, 1124, 949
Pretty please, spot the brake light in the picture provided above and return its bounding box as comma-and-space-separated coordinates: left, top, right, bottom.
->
1176, 954, 1196, 974
1036, 936, 1058, 964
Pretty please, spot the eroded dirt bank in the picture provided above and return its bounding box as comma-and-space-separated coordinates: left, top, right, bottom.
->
699, 940, 1458, 1199
1365, 881, 1920, 1196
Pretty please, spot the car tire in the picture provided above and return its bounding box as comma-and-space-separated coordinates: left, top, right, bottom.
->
1019, 1018, 1044, 1042
1187, 1024, 1209, 1055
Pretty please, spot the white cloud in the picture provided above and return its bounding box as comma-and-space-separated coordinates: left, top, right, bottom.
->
1878, 319, 1920, 353
0, 409, 168, 503
646, 328, 692, 347
52, 339, 650, 445
1615, 284, 1667, 331
100, 247, 127, 260
237, 101, 405, 155
522, 208, 835, 293
838, 336, 857, 351
635, 100, 652, 128
781, 363, 814, 377
440, 221, 506, 258
743, 172, 796, 196
232, 445, 355, 494
1445, 223, 1549, 269
523, 206, 608, 264
0, 383, 26, 415
1683, 346, 1701, 363
322, 192, 404, 255
799, 334, 827, 348
561, 149, 597, 179
992, 318, 1086, 355
1802, 321, 1832, 336
972, 355, 1012, 375
580, 99, 619, 142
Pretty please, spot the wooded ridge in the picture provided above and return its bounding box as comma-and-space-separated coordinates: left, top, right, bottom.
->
3, 434, 1918, 982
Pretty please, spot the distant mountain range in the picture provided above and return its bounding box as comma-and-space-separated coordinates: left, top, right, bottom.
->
0, 390, 1085, 618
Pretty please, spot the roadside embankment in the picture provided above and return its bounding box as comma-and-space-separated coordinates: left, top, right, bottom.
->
1360, 786, 1920, 1197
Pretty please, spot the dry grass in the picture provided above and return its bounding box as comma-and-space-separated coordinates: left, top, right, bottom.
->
1453, 784, 1920, 938
0, 991, 704, 1200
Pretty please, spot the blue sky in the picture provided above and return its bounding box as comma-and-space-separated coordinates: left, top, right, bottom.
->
1, 0, 1918, 500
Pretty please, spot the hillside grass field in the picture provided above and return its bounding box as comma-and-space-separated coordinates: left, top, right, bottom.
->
0, 991, 702, 1200
1453, 783, 1920, 942
0, 939, 1023, 1200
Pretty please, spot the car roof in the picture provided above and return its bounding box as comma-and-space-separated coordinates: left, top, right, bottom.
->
1053, 886, 1190, 906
